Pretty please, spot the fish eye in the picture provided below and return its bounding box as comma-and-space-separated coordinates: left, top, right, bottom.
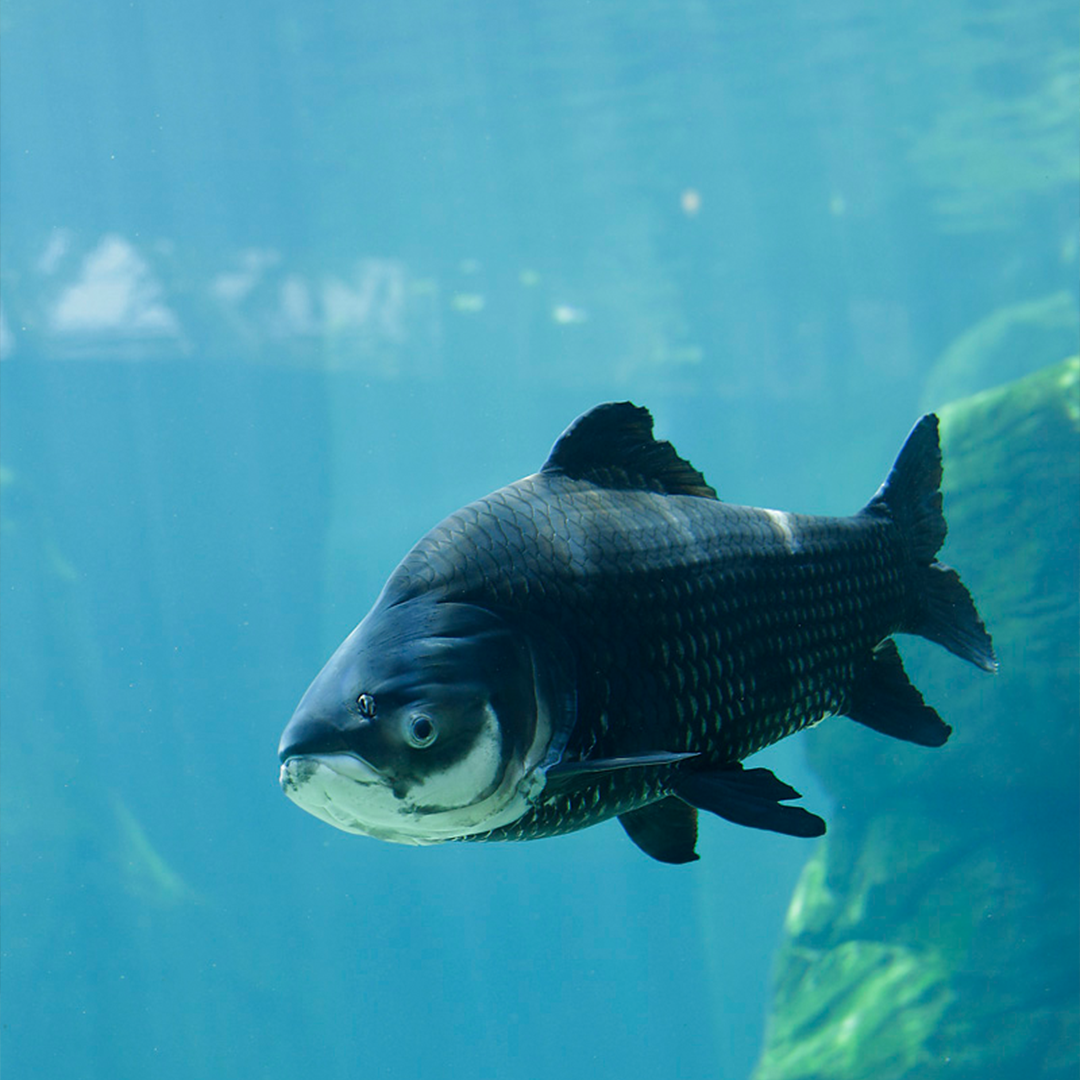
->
357, 693, 377, 719
406, 715, 438, 749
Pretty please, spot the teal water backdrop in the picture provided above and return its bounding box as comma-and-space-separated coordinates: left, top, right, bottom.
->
1, 3, 1077, 1078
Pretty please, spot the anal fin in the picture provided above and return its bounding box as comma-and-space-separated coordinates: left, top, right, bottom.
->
619, 798, 699, 864
847, 639, 951, 747
672, 765, 826, 838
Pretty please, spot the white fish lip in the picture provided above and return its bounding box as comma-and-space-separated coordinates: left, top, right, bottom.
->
278, 751, 383, 792
279, 752, 398, 837
278, 734, 541, 844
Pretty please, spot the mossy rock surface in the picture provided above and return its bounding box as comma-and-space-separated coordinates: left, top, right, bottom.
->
922, 294, 1078, 411
758, 809, 1077, 1080
754, 359, 1080, 1080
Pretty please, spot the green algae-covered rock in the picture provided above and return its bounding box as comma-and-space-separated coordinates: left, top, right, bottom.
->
921, 293, 1079, 413
757, 936, 953, 1080
758, 810, 1077, 1080
753, 358, 1080, 1080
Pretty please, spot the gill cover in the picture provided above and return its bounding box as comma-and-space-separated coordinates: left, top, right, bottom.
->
278, 598, 575, 843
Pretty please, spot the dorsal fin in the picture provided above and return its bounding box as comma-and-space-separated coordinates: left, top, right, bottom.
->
541, 402, 718, 499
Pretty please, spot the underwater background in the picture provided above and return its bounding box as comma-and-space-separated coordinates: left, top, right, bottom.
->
1, 2, 1077, 1078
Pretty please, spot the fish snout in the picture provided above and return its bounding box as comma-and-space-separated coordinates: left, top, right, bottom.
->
278, 705, 361, 762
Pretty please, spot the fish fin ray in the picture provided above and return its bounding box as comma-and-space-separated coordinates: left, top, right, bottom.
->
846, 639, 952, 746
545, 751, 698, 783
541, 402, 719, 499
619, 798, 699, 864
912, 562, 998, 672
671, 765, 826, 838
864, 414, 997, 673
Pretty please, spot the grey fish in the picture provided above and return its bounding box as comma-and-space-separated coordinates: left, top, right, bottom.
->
278, 403, 996, 863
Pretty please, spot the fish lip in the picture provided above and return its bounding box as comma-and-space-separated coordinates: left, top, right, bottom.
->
278, 751, 385, 790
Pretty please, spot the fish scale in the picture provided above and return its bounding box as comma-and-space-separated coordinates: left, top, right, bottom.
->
278, 402, 996, 863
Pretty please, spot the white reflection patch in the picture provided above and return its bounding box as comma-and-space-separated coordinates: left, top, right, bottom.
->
763, 508, 800, 554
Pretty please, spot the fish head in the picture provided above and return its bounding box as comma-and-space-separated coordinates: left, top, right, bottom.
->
278, 597, 573, 844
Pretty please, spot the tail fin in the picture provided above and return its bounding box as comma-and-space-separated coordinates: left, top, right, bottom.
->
866, 414, 998, 673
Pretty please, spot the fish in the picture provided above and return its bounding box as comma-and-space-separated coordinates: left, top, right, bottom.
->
278, 403, 996, 864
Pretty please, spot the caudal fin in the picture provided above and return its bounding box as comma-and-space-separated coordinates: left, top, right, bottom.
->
866, 414, 998, 673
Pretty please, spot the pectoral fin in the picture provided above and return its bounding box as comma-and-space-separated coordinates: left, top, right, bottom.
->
618, 798, 699, 864
544, 751, 698, 787
672, 764, 826, 838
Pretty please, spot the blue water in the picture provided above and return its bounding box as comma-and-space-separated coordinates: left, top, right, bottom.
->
1, 3, 1076, 1079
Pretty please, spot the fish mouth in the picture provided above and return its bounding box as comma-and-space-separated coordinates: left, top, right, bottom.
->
278, 745, 543, 845
279, 751, 383, 789
279, 752, 394, 835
